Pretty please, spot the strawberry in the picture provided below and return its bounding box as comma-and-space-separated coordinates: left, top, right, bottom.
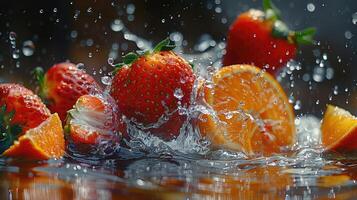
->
66, 94, 122, 145
35, 62, 102, 122
0, 83, 51, 153
110, 38, 195, 140
223, 0, 316, 74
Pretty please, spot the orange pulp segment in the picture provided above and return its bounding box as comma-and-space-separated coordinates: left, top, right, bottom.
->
3, 113, 65, 160
198, 65, 295, 156
321, 105, 357, 152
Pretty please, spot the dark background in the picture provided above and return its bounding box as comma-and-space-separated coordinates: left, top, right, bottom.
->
0, 0, 356, 116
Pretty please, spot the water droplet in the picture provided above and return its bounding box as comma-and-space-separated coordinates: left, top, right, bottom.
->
22, 40, 35, 56
111, 19, 124, 32
215, 7, 222, 13
9, 32, 16, 40
74, 10, 80, 20
344, 31, 353, 39
352, 12, 357, 25
108, 57, 114, 66
161, 18, 166, 23
307, 3, 315, 12
101, 76, 112, 85
88, 52, 93, 58
315, 100, 319, 105
76, 63, 85, 70
70, 30, 78, 39
224, 112, 233, 119
294, 100, 301, 110
126, 4, 135, 15
333, 86, 339, 95
39, 9, 44, 14
12, 49, 20, 59
322, 53, 328, 60
174, 88, 184, 100
87, 7, 92, 13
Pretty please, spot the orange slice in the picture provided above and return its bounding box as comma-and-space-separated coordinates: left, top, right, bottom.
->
198, 65, 295, 156
3, 113, 65, 160
321, 105, 357, 153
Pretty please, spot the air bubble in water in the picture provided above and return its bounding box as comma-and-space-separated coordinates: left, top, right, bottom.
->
111, 19, 124, 32
22, 40, 35, 56
307, 3, 315, 12
101, 76, 112, 85
174, 88, 184, 100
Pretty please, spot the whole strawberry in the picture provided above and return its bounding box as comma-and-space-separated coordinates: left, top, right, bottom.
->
0, 83, 51, 153
110, 38, 195, 140
35, 62, 102, 122
223, 0, 316, 74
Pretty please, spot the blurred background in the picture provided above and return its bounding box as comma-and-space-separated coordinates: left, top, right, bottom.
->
0, 0, 356, 116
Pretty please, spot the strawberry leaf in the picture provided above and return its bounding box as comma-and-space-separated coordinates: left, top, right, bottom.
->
33, 67, 46, 99
294, 27, 317, 45
263, 0, 281, 20
123, 52, 139, 64
0, 104, 22, 154
153, 38, 176, 53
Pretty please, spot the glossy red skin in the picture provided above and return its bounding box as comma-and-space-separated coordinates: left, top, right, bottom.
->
0, 84, 51, 134
111, 51, 195, 140
44, 62, 102, 121
223, 9, 297, 74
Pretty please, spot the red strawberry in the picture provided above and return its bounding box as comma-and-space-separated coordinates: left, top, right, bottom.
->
223, 0, 316, 74
0, 83, 51, 153
35, 62, 102, 122
110, 38, 195, 140
66, 94, 122, 145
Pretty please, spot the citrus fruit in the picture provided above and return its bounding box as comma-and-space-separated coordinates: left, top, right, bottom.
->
198, 65, 295, 156
3, 113, 65, 160
321, 105, 357, 153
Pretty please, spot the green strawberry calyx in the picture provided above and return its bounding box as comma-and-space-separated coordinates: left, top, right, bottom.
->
33, 67, 47, 100
0, 105, 22, 154
113, 38, 176, 72
263, 0, 316, 45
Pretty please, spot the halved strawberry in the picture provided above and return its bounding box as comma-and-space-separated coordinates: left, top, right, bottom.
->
66, 94, 122, 145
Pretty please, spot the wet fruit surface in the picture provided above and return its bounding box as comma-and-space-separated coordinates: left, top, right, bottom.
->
199, 65, 295, 156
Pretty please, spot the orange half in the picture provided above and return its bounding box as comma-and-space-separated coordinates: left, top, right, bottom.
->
3, 113, 65, 160
321, 105, 357, 153
198, 65, 295, 156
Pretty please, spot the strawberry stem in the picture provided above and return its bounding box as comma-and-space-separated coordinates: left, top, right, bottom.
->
113, 38, 176, 73
0, 105, 22, 154
33, 67, 46, 99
